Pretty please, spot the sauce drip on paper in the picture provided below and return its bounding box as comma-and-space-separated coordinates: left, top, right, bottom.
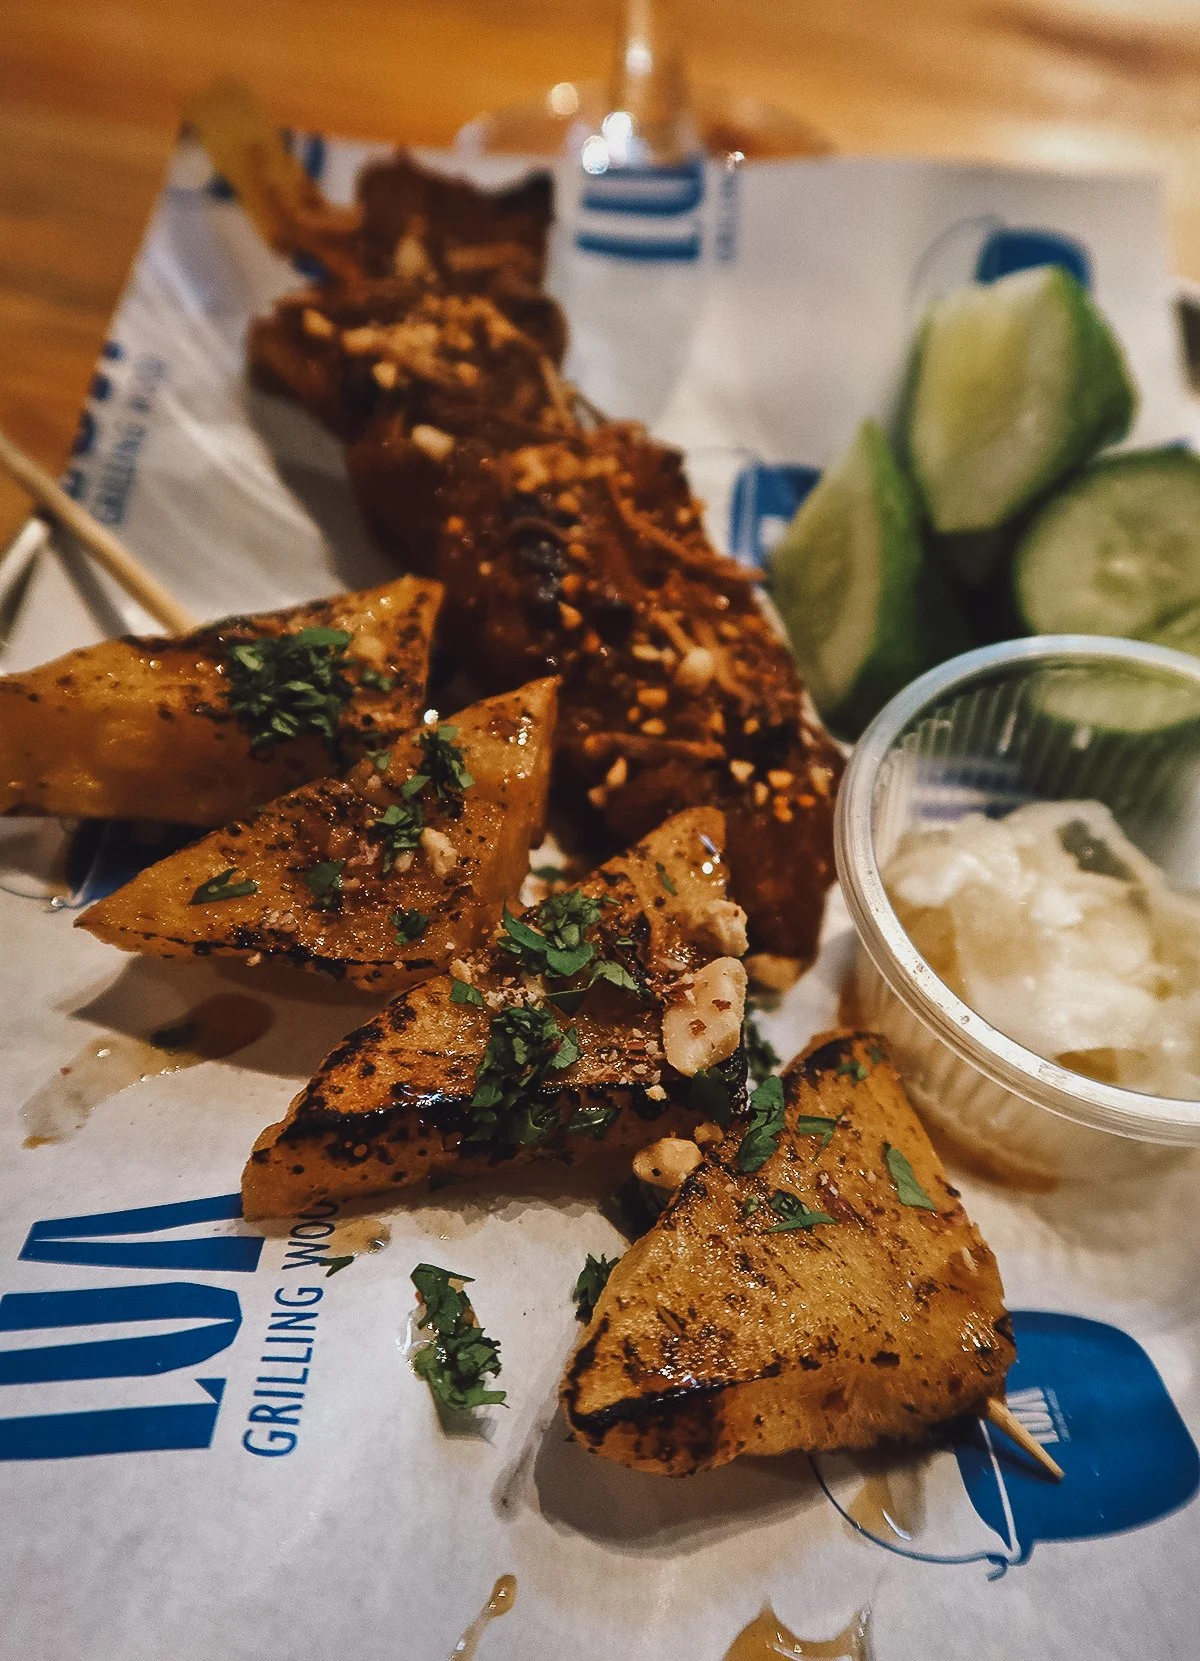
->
724, 1607, 872, 1660
846, 1467, 924, 1541
22, 994, 273, 1146
450, 1575, 516, 1659
327, 1214, 392, 1257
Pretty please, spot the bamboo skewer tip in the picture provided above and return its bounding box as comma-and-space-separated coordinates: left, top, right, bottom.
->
986, 1398, 1064, 1481
0, 424, 196, 637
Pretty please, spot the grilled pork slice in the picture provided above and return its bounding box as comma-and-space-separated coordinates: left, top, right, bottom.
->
251, 280, 568, 443
77, 679, 556, 992
562, 1031, 1015, 1475
191, 84, 554, 292
355, 423, 843, 969
249, 147, 564, 442
0, 577, 441, 825
242, 806, 749, 1218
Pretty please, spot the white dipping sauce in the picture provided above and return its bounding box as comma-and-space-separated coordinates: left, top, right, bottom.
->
883, 799, 1200, 1101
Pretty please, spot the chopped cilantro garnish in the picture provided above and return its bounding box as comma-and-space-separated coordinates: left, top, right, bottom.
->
744, 1006, 780, 1085
588, 959, 642, 995
304, 859, 345, 912
884, 1145, 937, 1211
531, 863, 565, 881
688, 1050, 746, 1125
466, 1003, 580, 1149
866, 1043, 887, 1065
318, 1254, 354, 1277
566, 1102, 619, 1138
415, 724, 474, 803
766, 1191, 837, 1232
450, 978, 484, 1006
497, 890, 637, 996
836, 1058, 870, 1083
741, 1195, 760, 1218
410, 1263, 506, 1411
573, 1252, 620, 1322
794, 1114, 840, 1149
369, 799, 424, 873
735, 1074, 786, 1173
500, 890, 601, 977
359, 667, 394, 691
190, 868, 258, 905
391, 908, 429, 945
655, 860, 678, 896
367, 748, 392, 773
224, 626, 354, 754
1059, 818, 1134, 882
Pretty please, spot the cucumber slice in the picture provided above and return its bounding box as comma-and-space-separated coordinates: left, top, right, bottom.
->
1030, 662, 1200, 736
906, 265, 1136, 535
1022, 660, 1200, 823
1014, 448, 1200, 639
768, 420, 970, 736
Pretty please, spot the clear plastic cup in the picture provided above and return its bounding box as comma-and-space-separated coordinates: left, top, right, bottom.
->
835, 635, 1200, 1187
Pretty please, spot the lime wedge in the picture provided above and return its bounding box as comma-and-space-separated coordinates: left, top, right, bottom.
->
768, 420, 970, 736
906, 265, 1136, 534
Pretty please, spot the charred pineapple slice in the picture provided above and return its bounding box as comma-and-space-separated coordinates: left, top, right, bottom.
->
77, 679, 557, 993
242, 806, 749, 1217
0, 576, 441, 824
562, 1031, 1014, 1475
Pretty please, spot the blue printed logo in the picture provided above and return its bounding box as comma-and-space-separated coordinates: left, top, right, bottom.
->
574, 153, 707, 264
814, 1311, 1199, 1578
0, 1192, 349, 1460
728, 462, 820, 569
0, 1195, 261, 1460
974, 227, 1090, 289
912, 217, 1093, 310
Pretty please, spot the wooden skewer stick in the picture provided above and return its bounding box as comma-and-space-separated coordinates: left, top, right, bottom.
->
0, 425, 196, 636
986, 1399, 1064, 1481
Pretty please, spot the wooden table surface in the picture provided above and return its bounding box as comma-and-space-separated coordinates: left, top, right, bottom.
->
3, 0, 1200, 549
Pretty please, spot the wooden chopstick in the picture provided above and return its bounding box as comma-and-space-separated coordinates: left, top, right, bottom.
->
0, 425, 197, 637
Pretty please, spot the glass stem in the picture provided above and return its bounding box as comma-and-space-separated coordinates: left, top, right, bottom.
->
606, 0, 695, 163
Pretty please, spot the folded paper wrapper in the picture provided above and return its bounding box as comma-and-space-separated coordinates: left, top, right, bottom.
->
0, 136, 1198, 1660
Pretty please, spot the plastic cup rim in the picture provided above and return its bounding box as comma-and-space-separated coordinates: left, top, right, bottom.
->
835, 633, 1200, 1145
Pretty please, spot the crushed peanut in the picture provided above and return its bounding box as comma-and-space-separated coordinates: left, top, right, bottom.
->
410, 424, 455, 461
605, 755, 628, 789
661, 957, 747, 1075
421, 827, 458, 877
633, 1137, 703, 1192
301, 307, 335, 339
674, 646, 716, 694
729, 759, 754, 785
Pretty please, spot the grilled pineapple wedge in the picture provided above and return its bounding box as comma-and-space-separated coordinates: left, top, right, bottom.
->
242, 806, 749, 1217
0, 576, 441, 824
562, 1031, 1015, 1475
77, 679, 557, 992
